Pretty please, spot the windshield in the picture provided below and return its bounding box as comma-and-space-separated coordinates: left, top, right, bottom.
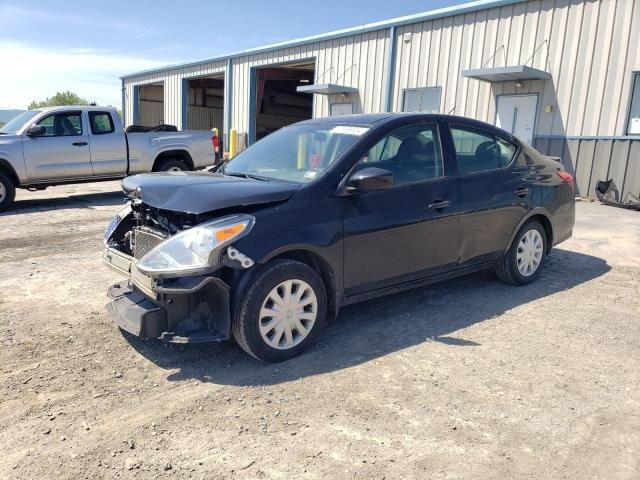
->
0, 110, 41, 134
222, 123, 369, 183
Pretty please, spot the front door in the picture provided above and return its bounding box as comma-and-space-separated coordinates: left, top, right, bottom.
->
342, 122, 460, 296
496, 94, 538, 145
23, 110, 93, 181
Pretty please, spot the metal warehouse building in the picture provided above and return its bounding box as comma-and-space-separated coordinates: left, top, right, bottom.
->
121, 0, 640, 199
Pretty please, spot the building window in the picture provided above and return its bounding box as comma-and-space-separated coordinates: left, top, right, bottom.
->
627, 73, 640, 135
402, 87, 441, 113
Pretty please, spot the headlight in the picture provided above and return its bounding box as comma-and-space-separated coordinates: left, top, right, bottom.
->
104, 203, 132, 245
136, 214, 255, 277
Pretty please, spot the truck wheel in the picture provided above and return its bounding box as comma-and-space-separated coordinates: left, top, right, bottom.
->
155, 158, 189, 172
233, 259, 327, 363
496, 220, 547, 286
0, 170, 16, 213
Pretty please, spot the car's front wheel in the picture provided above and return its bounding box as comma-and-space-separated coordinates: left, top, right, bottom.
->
496, 220, 547, 285
0, 170, 16, 213
233, 259, 327, 362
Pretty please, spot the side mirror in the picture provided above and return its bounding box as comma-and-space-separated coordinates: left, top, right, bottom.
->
26, 125, 45, 137
347, 167, 393, 192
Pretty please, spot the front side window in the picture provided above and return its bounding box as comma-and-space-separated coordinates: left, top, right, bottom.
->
89, 112, 115, 134
451, 126, 517, 174
626, 72, 640, 135
357, 124, 443, 185
222, 124, 368, 183
36, 112, 83, 137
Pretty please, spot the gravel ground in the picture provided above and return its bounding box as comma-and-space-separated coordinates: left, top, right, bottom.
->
0, 183, 639, 479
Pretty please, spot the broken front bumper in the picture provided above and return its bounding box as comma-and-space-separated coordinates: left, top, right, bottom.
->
103, 247, 232, 343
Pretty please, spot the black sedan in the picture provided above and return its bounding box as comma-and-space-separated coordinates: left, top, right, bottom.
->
103, 114, 575, 362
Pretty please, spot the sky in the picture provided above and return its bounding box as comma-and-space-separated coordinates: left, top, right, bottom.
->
0, 0, 463, 110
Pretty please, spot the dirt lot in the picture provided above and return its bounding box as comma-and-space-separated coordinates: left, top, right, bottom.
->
1, 182, 639, 479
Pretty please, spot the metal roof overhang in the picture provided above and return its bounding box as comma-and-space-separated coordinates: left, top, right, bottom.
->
462, 65, 551, 82
296, 83, 359, 95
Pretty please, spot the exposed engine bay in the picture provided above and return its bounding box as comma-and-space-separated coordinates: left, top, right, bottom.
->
105, 201, 198, 259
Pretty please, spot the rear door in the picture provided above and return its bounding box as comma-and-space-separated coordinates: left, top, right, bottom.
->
22, 110, 93, 181
447, 123, 532, 266
342, 121, 460, 296
87, 111, 128, 176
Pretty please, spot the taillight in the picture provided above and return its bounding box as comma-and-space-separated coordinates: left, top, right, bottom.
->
557, 171, 574, 193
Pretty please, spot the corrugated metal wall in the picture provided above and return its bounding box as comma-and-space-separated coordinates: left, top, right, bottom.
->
123, 0, 640, 136
187, 106, 224, 131
123, 60, 226, 127
391, 0, 639, 137
534, 137, 640, 199
230, 29, 389, 135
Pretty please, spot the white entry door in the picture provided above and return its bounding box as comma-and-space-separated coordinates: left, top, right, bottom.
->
496, 94, 538, 145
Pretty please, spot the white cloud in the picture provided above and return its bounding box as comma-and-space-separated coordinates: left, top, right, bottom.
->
0, 42, 172, 109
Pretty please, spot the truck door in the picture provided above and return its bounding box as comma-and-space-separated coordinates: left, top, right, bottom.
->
22, 110, 93, 181
87, 110, 128, 176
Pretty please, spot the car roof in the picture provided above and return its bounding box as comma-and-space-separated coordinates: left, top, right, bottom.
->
35, 106, 116, 113
298, 113, 516, 140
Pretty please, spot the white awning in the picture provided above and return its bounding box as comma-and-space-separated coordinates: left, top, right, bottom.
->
296, 83, 359, 95
462, 65, 551, 82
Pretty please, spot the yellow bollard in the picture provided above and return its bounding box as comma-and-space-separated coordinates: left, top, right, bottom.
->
229, 128, 237, 158
297, 134, 306, 169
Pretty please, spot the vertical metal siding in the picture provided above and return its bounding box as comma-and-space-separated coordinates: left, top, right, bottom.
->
227, 29, 388, 136
390, 0, 639, 138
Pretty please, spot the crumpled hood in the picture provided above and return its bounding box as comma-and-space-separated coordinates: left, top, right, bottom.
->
122, 171, 300, 215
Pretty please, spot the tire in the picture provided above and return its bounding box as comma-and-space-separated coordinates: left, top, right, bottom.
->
496, 220, 547, 286
0, 170, 16, 213
233, 259, 327, 362
155, 158, 189, 172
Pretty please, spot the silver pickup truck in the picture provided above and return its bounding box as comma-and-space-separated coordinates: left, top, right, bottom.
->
0, 106, 216, 212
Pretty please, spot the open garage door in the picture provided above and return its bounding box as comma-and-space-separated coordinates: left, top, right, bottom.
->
186, 75, 224, 132
254, 62, 314, 141
138, 84, 164, 127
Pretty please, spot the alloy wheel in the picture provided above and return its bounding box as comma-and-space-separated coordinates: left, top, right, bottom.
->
0, 181, 5, 203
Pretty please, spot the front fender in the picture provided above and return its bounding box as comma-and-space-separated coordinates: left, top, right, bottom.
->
0, 138, 27, 184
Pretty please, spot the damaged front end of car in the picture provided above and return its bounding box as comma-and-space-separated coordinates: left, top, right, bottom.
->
103, 199, 256, 343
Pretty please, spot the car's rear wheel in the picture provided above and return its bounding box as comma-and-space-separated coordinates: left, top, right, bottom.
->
233, 259, 327, 362
496, 220, 547, 285
0, 170, 16, 213
156, 158, 189, 172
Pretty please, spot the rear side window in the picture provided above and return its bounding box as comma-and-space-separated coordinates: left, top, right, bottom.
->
450, 126, 517, 174
89, 112, 115, 135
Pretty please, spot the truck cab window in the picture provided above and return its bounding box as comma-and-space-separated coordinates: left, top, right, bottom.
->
89, 112, 115, 135
37, 113, 83, 137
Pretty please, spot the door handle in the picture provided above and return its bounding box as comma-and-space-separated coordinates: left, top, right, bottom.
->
514, 187, 530, 197
428, 200, 451, 210
72, 142, 88, 147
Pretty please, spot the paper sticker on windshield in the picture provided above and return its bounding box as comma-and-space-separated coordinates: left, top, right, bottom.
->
330, 126, 369, 136
304, 171, 318, 179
